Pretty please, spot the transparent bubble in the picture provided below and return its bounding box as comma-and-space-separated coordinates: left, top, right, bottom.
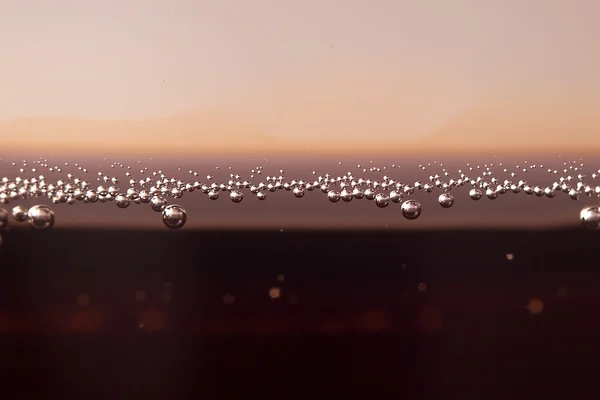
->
353, 188, 364, 199
12, 205, 28, 222
327, 190, 340, 203
580, 206, 600, 230
469, 188, 482, 200
150, 196, 167, 212
134, 290, 146, 302
139, 190, 151, 203
171, 188, 183, 199
4, 157, 600, 231
486, 188, 498, 200
27, 205, 55, 229
230, 190, 243, 203
269, 287, 281, 299
0, 207, 7, 229
162, 204, 187, 230
569, 189, 580, 200
438, 193, 454, 208
115, 194, 130, 209
401, 200, 421, 220
375, 193, 390, 208
86, 190, 98, 203
389, 191, 403, 203
340, 189, 353, 202
364, 188, 376, 200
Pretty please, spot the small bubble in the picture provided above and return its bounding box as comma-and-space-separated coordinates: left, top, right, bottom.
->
506, 253, 514, 261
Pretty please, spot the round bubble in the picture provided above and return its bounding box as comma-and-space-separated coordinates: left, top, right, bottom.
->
353, 188, 364, 199
293, 188, 305, 198
256, 191, 267, 200
486, 188, 498, 200
86, 190, 98, 203
208, 190, 219, 200
569, 189, 580, 200
340, 189, 353, 202
230, 190, 243, 203
469, 188, 482, 201
139, 190, 151, 203
401, 200, 421, 220
162, 205, 187, 230
327, 190, 340, 203
375, 193, 390, 208
115, 194, 130, 209
389, 191, 403, 203
12, 206, 28, 222
150, 196, 167, 212
580, 206, 600, 230
364, 188, 376, 200
27, 205, 55, 229
438, 192, 454, 208
0, 207, 8, 229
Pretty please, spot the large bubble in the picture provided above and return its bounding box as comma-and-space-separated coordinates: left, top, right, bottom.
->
0, 207, 8, 229
580, 206, 600, 230
162, 205, 187, 230
401, 200, 422, 220
27, 205, 55, 229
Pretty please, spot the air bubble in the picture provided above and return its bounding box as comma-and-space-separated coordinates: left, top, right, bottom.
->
438, 193, 454, 208
581, 206, 600, 230
162, 205, 187, 230
27, 205, 55, 229
401, 200, 421, 220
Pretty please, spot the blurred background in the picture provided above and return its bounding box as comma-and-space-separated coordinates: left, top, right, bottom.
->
1, 0, 600, 398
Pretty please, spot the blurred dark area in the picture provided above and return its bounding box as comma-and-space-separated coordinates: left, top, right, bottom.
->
0, 228, 599, 398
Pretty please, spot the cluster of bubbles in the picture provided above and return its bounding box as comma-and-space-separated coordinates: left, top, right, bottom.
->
0, 157, 600, 231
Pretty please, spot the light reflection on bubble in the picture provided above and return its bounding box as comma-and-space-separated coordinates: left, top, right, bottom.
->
0, 157, 598, 231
